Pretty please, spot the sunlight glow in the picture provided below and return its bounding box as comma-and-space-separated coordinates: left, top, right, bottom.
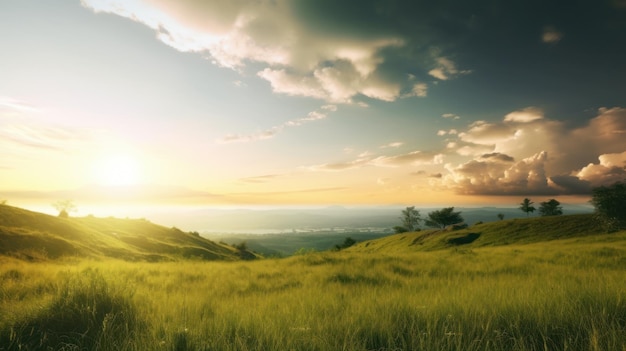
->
93, 154, 142, 186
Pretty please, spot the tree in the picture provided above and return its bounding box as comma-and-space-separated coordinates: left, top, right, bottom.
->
497, 213, 505, 220
393, 226, 408, 234
399, 206, 421, 232
234, 241, 248, 251
424, 207, 464, 229
52, 199, 77, 218
519, 198, 536, 217
335, 237, 357, 251
590, 180, 626, 232
538, 199, 563, 216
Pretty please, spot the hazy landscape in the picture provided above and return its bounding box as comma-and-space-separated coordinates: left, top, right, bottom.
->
1, 202, 625, 350
2, 0, 626, 350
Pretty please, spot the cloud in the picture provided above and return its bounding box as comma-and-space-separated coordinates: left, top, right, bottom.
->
217, 127, 281, 144
217, 104, 336, 143
575, 151, 626, 187
455, 143, 495, 156
0, 96, 41, 114
238, 174, 281, 184
542, 26, 563, 43
81, 0, 469, 103
479, 152, 515, 163
308, 149, 443, 172
440, 107, 626, 195
406, 83, 428, 98
380, 142, 403, 149
4, 184, 220, 204
0, 124, 91, 151
442, 113, 460, 120
377, 177, 390, 185
458, 120, 515, 145
370, 151, 444, 167
503, 107, 544, 123
443, 151, 553, 195
437, 129, 458, 136
256, 68, 328, 100
613, 0, 626, 8
428, 57, 471, 81
549, 175, 592, 194
307, 156, 372, 172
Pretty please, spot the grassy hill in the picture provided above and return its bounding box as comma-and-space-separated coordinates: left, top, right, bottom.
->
350, 214, 612, 253
1, 208, 625, 350
0, 204, 252, 261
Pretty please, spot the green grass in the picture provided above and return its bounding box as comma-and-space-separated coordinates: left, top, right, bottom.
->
2, 230, 625, 350
0, 204, 246, 261
352, 214, 606, 253
2, 207, 625, 350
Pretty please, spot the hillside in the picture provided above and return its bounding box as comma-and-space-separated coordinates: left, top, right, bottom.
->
350, 214, 618, 253
208, 231, 391, 256
0, 204, 251, 261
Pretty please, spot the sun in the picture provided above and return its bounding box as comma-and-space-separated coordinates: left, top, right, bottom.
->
93, 154, 142, 187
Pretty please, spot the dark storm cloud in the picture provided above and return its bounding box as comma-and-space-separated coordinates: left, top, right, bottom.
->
83, 0, 626, 106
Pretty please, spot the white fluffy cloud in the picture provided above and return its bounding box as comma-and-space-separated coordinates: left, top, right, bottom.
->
458, 121, 515, 145
443, 151, 552, 195
575, 151, 626, 186
441, 107, 626, 195
81, 0, 468, 103
503, 107, 544, 123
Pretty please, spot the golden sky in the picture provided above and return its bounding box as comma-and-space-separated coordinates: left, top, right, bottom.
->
1, 0, 625, 214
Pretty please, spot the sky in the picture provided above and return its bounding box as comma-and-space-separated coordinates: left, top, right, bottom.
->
1, 0, 625, 215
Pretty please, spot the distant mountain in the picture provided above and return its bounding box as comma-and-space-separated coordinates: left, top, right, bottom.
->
0, 204, 251, 261
150, 205, 593, 233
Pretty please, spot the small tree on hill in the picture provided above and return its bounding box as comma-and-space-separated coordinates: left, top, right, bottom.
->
497, 213, 505, 220
425, 207, 464, 229
519, 198, 536, 217
335, 237, 357, 251
590, 180, 626, 232
398, 206, 421, 232
53, 199, 77, 218
393, 226, 408, 234
538, 199, 563, 216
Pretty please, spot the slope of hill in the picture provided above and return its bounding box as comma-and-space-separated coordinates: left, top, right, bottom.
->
209, 230, 391, 256
350, 214, 621, 253
0, 204, 250, 261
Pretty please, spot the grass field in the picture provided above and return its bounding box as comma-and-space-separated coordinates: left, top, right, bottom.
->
2, 227, 625, 351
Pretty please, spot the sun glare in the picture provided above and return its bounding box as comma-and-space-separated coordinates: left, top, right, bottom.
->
93, 154, 142, 186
